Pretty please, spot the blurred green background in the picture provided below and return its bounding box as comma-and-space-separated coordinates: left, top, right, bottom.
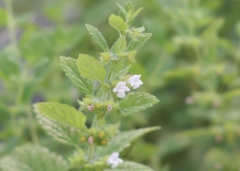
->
1, 0, 240, 170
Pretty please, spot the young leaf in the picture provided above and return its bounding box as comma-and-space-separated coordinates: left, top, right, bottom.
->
117, 3, 128, 20
60, 56, 93, 95
13, 144, 68, 171
128, 33, 152, 51
109, 14, 127, 33
104, 161, 154, 171
127, 50, 137, 63
34, 102, 86, 129
131, 7, 143, 21
95, 126, 160, 158
36, 113, 79, 145
77, 54, 106, 83
111, 35, 127, 53
125, 2, 135, 12
119, 92, 159, 116
100, 123, 120, 138
85, 24, 109, 51
110, 65, 131, 81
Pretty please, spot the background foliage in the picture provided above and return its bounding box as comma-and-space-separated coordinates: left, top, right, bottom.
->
0, 0, 240, 170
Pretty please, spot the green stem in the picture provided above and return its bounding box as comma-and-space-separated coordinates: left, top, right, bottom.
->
107, 61, 115, 81
87, 115, 98, 162
4, 0, 19, 55
15, 70, 26, 105
91, 115, 98, 128
4, 0, 38, 143
26, 106, 39, 143
88, 144, 94, 162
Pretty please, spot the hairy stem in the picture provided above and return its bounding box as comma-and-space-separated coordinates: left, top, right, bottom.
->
88, 115, 98, 162
88, 144, 94, 162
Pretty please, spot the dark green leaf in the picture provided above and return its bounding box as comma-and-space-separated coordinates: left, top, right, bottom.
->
60, 56, 93, 95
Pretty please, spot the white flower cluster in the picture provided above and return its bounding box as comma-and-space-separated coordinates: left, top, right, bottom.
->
107, 152, 123, 168
113, 74, 143, 98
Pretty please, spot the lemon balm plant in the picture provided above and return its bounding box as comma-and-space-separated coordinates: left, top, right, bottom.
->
0, 2, 159, 171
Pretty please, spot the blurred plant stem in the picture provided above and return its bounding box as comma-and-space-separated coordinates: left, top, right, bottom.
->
88, 115, 98, 162
4, 0, 19, 55
4, 0, 39, 143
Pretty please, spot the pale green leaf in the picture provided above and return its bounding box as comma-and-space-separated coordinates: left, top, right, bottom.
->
131, 7, 143, 20
119, 92, 159, 116
128, 33, 152, 51
85, 24, 109, 51
117, 3, 128, 20
36, 113, 79, 145
60, 56, 93, 95
0, 157, 32, 171
95, 127, 160, 158
109, 14, 127, 33
77, 54, 106, 83
13, 144, 68, 171
34, 102, 86, 129
104, 161, 154, 171
111, 36, 126, 53
125, 2, 135, 12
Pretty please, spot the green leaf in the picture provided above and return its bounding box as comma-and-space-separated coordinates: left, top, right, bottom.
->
109, 14, 127, 33
131, 7, 143, 20
128, 33, 152, 51
34, 102, 86, 129
119, 92, 159, 116
127, 50, 137, 63
85, 24, 109, 51
111, 35, 127, 53
60, 56, 93, 95
117, 3, 128, 20
0, 157, 31, 171
110, 64, 131, 81
15, 144, 68, 171
100, 123, 120, 139
36, 113, 79, 145
95, 126, 160, 158
0, 53, 19, 80
104, 161, 154, 171
0, 8, 6, 26
77, 54, 106, 83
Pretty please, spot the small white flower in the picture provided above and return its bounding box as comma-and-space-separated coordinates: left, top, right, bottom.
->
128, 74, 143, 89
107, 152, 123, 168
113, 81, 130, 98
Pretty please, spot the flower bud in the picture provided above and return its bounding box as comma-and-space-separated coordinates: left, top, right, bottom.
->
98, 131, 104, 138
80, 136, 86, 142
107, 105, 112, 112
101, 139, 107, 145
100, 52, 110, 62
88, 136, 94, 144
87, 105, 94, 112
127, 50, 137, 63
185, 96, 194, 105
